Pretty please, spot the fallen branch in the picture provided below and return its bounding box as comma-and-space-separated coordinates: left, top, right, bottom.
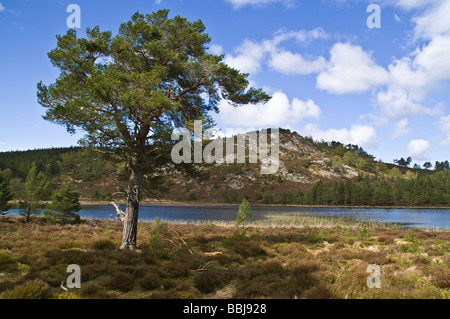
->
168, 227, 193, 255
192, 261, 221, 272
203, 251, 223, 257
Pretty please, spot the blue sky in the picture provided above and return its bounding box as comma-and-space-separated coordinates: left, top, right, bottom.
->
0, 0, 449, 165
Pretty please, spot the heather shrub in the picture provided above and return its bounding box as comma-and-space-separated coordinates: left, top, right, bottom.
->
290, 261, 320, 291
304, 286, 332, 299
44, 249, 97, 266
225, 238, 267, 258
165, 253, 205, 278
140, 273, 161, 290
108, 272, 134, 292
91, 239, 116, 251
80, 281, 104, 297
430, 267, 450, 289
6, 279, 49, 299
111, 249, 142, 266
194, 270, 225, 293
0, 250, 17, 272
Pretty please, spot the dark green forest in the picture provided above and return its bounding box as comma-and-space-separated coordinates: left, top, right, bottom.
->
0, 147, 110, 182
0, 147, 114, 209
261, 171, 450, 207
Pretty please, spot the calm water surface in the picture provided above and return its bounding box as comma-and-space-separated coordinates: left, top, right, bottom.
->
10, 205, 450, 229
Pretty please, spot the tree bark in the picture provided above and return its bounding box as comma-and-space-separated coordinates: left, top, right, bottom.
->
120, 155, 143, 250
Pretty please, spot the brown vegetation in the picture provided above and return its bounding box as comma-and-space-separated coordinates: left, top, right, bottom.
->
0, 215, 448, 299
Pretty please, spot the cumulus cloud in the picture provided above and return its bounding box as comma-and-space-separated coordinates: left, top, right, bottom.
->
375, 89, 442, 119
412, 0, 450, 40
309, 1, 450, 122
303, 123, 378, 149
217, 91, 321, 128
371, 0, 450, 120
316, 43, 389, 95
0, 3, 5, 12
224, 28, 328, 75
407, 139, 430, 160
440, 115, 450, 145
269, 50, 327, 75
392, 119, 411, 138
387, 0, 438, 11
374, 34, 450, 119
224, 39, 267, 74
221, 0, 450, 151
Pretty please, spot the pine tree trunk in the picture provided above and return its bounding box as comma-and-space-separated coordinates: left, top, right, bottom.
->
120, 156, 143, 250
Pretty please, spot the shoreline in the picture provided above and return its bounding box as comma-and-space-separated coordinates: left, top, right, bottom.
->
79, 199, 450, 210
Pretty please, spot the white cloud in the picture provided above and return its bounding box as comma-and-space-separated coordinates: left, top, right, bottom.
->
392, 118, 411, 138
0, 3, 5, 12
316, 43, 389, 95
271, 28, 329, 45
407, 139, 430, 160
269, 50, 327, 75
375, 89, 442, 119
224, 28, 328, 75
303, 123, 377, 149
439, 115, 450, 145
388, 0, 438, 11
218, 91, 321, 128
413, 35, 450, 86
412, 0, 450, 40
226, 0, 295, 9
374, 34, 450, 119
224, 39, 265, 73
312, 1, 450, 122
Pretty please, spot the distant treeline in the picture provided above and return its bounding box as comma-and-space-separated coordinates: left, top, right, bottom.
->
0, 147, 111, 182
259, 171, 450, 207
0, 147, 114, 202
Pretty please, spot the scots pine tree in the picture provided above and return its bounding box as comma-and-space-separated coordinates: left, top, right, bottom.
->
38, 10, 270, 249
49, 178, 81, 224
19, 163, 51, 222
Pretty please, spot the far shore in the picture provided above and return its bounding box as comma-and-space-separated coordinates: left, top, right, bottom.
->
78, 199, 450, 210
7, 199, 450, 210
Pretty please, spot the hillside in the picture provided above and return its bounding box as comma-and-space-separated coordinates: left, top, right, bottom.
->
0, 129, 449, 206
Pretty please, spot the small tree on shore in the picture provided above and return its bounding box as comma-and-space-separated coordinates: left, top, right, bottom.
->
19, 163, 51, 222
235, 198, 254, 230
45, 178, 81, 224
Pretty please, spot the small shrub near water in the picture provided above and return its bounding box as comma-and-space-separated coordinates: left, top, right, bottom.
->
404, 230, 422, 255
